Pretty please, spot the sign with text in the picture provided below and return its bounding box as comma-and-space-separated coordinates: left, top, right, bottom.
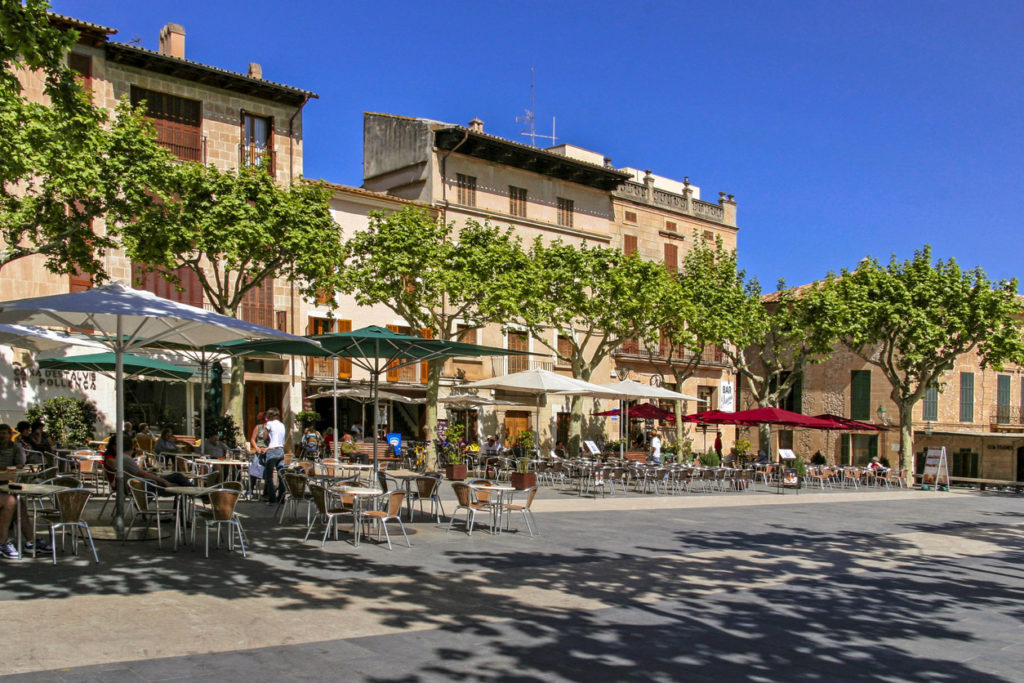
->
719, 381, 735, 412
778, 449, 797, 460
584, 440, 601, 455
921, 447, 949, 487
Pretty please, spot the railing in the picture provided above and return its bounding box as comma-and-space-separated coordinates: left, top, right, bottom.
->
614, 340, 726, 366
239, 145, 276, 177
692, 199, 725, 221
613, 181, 729, 225
991, 405, 1024, 425
489, 356, 554, 376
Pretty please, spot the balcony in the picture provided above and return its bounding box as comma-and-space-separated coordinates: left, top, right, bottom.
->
991, 405, 1024, 430
613, 339, 727, 367
240, 145, 276, 177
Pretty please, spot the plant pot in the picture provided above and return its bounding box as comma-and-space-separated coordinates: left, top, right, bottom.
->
445, 464, 467, 481
511, 472, 536, 490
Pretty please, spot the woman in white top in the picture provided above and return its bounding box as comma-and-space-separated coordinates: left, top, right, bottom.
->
649, 429, 662, 464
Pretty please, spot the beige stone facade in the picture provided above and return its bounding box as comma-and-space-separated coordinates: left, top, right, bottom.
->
1, 14, 316, 437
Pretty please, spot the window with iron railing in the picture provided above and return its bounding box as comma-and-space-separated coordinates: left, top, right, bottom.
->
131, 86, 203, 162
241, 112, 275, 176
996, 374, 1011, 423
509, 185, 527, 217
959, 372, 974, 422
457, 174, 477, 207
307, 318, 351, 378
508, 331, 529, 373
131, 262, 203, 308
619, 337, 640, 355
557, 197, 574, 228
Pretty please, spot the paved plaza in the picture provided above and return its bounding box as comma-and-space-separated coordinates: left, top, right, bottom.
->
3, 485, 1023, 681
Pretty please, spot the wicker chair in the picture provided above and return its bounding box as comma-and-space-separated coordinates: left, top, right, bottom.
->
41, 487, 99, 565
278, 471, 313, 524
125, 478, 175, 548
305, 483, 355, 548
502, 486, 538, 536
363, 490, 410, 549
410, 476, 445, 523
447, 482, 492, 536
198, 488, 246, 558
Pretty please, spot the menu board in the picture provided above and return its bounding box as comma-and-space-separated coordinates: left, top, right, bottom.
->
921, 447, 949, 487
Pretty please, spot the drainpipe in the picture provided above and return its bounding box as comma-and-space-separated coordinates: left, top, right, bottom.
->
438, 128, 470, 225
288, 94, 311, 185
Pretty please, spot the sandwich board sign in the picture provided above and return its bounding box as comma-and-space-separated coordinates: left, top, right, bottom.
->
778, 449, 800, 489
584, 440, 601, 456
921, 447, 950, 490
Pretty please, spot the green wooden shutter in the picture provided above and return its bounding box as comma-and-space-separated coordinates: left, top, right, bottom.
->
841, 434, 850, 465
790, 376, 803, 414
868, 435, 878, 461
851, 371, 871, 420
959, 372, 974, 422
997, 375, 1011, 423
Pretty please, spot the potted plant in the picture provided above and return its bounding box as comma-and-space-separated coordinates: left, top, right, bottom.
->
442, 423, 467, 481
510, 429, 536, 489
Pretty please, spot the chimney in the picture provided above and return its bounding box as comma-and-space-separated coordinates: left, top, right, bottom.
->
468, 117, 484, 133
158, 23, 185, 59
248, 62, 262, 79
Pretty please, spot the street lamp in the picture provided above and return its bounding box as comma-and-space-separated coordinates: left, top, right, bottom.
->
876, 404, 888, 425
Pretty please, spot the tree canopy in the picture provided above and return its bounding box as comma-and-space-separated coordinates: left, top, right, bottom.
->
339, 206, 527, 449
831, 245, 1024, 472
1, 0, 169, 276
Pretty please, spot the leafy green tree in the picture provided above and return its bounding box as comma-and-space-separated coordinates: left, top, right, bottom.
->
832, 246, 1024, 476
515, 240, 669, 452
118, 164, 340, 422
1, 0, 170, 276
646, 237, 737, 445
340, 207, 527, 455
26, 395, 99, 447
711, 261, 837, 454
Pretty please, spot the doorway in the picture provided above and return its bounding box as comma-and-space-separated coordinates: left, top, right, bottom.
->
1018, 446, 1024, 482
504, 410, 531, 446
245, 381, 284, 439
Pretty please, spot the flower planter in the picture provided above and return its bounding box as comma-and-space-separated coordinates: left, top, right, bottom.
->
445, 464, 467, 481
511, 472, 536, 490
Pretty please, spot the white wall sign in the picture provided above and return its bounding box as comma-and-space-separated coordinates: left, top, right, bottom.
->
719, 381, 735, 412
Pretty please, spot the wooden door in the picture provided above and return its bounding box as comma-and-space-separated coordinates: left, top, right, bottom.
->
504, 410, 531, 446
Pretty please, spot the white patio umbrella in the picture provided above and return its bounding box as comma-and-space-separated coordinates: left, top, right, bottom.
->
589, 379, 706, 457
0, 323, 107, 353
460, 368, 618, 451
0, 282, 317, 536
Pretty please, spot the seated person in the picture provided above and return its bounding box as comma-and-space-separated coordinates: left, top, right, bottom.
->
133, 422, 155, 453
0, 423, 48, 557
27, 420, 56, 457
323, 428, 335, 455
103, 433, 192, 493
484, 436, 501, 456
155, 427, 182, 455
755, 450, 770, 464
339, 432, 359, 462
867, 456, 884, 471
203, 433, 228, 459
14, 421, 42, 465
301, 427, 322, 457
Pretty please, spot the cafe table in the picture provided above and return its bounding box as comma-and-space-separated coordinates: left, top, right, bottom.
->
0, 482, 67, 559
330, 486, 383, 547
165, 485, 213, 549
194, 458, 249, 482
468, 482, 516, 534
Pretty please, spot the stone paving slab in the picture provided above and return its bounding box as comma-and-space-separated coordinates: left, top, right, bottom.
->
2, 487, 1022, 680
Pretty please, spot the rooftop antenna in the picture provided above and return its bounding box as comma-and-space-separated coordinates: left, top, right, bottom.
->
516, 68, 557, 148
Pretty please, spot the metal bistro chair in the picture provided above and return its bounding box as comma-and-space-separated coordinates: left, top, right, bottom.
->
42, 487, 99, 565
305, 483, 356, 548
125, 478, 176, 548
447, 482, 492, 536
279, 471, 313, 525
363, 490, 410, 550
502, 486, 538, 537
410, 475, 446, 523
199, 487, 246, 558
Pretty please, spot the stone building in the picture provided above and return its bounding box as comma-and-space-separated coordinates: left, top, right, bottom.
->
360, 113, 741, 451
746, 290, 1024, 482
1, 13, 316, 440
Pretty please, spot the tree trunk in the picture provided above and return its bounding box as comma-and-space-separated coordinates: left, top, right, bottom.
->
674, 400, 684, 448
898, 400, 914, 486
758, 423, 773, 460
425, 360, 441, 468
227, 357, 245, 431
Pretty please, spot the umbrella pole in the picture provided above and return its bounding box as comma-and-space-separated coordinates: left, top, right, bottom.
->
371, 342, 379, 478
114, 323, 125, 540
332, 357, 339, 458
199, 353, 206, 456
624, 402, 630, 459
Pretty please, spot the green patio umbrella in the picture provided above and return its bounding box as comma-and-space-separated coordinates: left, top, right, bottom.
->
210, 325, 529, 471
38, 351, 197, 381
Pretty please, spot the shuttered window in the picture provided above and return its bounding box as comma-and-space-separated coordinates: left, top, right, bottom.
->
959, 372, 974, 423
996, 375, 1011, 423
130, 86, 202, 161
664, 243, 678, 272
850, 370, 871, 421
508, 331, 529, 373
922, 386, 938, 422
131, 263, 203, 308
623, 234, 637, 256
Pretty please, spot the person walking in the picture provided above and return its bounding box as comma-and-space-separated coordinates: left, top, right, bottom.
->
263, 408, 286, 504
714, 431, 724, 461
649, 429, 663, 464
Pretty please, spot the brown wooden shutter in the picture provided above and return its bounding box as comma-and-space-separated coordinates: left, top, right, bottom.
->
420, 328, 433, 384
664, 243, 678, 272
386, 324, 401, 382
337, 319, 352, 378
624, 235, 637, 256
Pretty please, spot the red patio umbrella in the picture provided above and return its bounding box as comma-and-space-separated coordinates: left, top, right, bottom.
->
727, 407, 837, 429
812, 414, 882, 431
679, 410, 753, 425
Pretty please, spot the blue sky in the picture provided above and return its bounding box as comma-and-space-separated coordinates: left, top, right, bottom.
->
50, 0, 1024, 289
